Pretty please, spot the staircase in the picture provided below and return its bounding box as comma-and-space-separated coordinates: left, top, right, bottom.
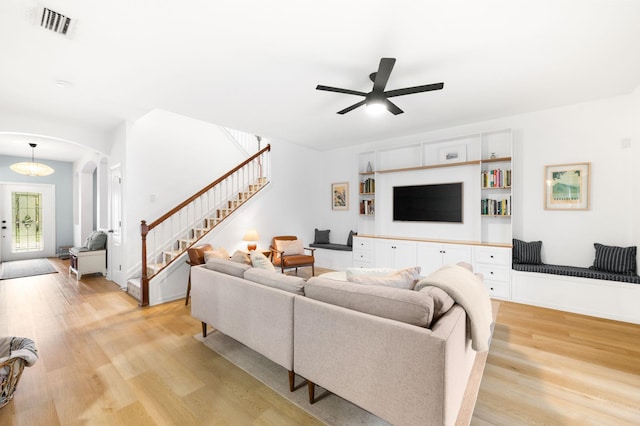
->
129, 144, 271, 306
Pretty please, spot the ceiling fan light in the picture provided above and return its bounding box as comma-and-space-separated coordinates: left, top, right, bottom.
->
365, 100, 386, 115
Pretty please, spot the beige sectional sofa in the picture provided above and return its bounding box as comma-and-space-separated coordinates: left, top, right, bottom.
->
190, 258, 488, 426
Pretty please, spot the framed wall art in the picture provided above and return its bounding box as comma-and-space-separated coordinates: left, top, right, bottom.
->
544, 162, 590, 210
332, 182, 349, 210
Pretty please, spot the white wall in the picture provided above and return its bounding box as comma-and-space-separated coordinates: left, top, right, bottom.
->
116, 109, 322, 302
632, 86, 640, 256
320, 94, 636, 268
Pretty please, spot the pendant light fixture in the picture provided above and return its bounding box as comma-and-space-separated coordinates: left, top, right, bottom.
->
10, 143, 55, 177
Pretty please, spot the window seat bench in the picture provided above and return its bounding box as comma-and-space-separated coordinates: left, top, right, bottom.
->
512, 263, 640, 284
511, 265, 640, 325
309, 243, 352, 251
309, 244, 353, 270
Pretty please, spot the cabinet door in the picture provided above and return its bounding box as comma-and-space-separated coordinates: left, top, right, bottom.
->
441, 244, 472, 266
374, 239, 416, 269
392, 241, 417, 269
416, 242, 443, 275
374, 240, 396, 268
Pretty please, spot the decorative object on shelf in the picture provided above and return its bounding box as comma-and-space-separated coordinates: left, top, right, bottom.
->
438, 144, 467, 164
10, 143, 55, 177
243, 229, 260, 251
366, 161, 373, 173
544, 162, 590, 210
332, 182, 349, 210
490, 152, 497, 159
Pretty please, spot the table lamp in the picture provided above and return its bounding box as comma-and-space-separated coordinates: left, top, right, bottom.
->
243, 229, 259, 251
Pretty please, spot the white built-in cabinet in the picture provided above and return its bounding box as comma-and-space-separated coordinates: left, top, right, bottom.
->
416, 242, 472, 276
352, 236, 512, 299
356, 128, 513, 245
353, 128, 513, 297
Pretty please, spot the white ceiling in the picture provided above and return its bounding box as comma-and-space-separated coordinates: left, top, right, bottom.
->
1, 0, 639, 162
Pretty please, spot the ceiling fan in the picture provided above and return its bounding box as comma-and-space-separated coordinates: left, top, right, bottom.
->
316, 57, 444, 115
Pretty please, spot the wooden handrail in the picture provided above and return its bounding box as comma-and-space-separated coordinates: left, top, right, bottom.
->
147, 144, 270, 231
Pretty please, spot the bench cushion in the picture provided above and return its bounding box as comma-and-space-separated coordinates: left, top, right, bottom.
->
309, 243, 352, 251
513, 263, 640, 284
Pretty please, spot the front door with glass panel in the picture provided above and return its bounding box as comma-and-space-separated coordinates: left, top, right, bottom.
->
0, 183, 55, 261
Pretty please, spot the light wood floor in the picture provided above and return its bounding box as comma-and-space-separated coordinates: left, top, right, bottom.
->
1, 258, 639, 425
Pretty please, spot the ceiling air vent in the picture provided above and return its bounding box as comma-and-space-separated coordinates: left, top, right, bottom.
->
40, 7, 72, 36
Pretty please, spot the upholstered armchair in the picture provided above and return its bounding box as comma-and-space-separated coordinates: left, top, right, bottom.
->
270, 236, 315, 276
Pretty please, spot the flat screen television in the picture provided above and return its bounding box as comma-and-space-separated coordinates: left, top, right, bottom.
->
393, 182, 463, 223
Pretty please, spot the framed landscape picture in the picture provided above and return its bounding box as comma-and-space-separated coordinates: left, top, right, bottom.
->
332, 182, 349, 210
544, 163, 590, 210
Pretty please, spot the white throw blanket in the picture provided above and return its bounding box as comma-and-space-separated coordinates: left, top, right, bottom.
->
416, 264, 493, 351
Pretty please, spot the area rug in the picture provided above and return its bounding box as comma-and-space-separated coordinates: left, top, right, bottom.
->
0, 258, 58, 280
194, 300, 500, 425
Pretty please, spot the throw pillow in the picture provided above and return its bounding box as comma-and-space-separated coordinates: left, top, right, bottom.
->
275, 239, 305, 255
590, 243, 637, 275
204, 247, 230, 263
314, 229, 330, 244
346, 267, 397, 280
87, 231, 107, 250
250, 250, 276, 271
512, 239, 543, 264
230, 250, 251, 265
346, 230, 357, 247
349, 266, 422, 290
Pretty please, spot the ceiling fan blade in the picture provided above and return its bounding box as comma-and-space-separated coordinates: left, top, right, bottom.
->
385, 99, 404, 115
372, 58, 396, 93
316, 85, 367, 97
385, 82, 444, 98
337, 100, 366, 115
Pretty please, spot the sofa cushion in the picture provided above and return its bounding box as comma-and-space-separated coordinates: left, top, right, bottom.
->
348, 266, 422, 290
590, 243, 637, 275
304, 277, 435, 327
230, 250, 251, 265
512, 239, 543, 264
205, 257, 251, 278
244, 268, 305, 295
250, 250, 275, 271
204, 247, 230, 263
314, 228, 330, 244
418, 286, 455, 322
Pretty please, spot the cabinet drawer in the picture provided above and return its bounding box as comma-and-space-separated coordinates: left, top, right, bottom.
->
484, 281, 510, 299
476, 264, 510, 282
353, 237, 374, 252
352, 260, 373, 268
474, 247, 511, 265
353, 250, 373, 263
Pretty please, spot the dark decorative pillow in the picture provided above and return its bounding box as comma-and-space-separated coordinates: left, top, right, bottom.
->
347, 230, 357, 247
512, 239, 543, 264
591, 243, 637, 275
314, 228, 330, 244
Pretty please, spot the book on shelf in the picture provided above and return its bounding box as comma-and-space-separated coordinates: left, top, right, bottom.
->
481, 195, 512, 216
481, 168, 511, 188
360, 199, 375, 215
360, 177, 375, 194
